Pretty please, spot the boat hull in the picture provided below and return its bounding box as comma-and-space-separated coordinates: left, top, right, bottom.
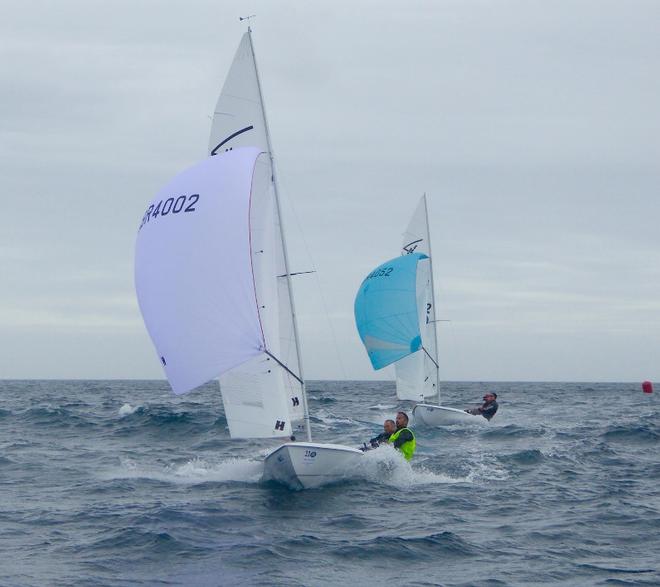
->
262, 442, 364, 490
413, 403, 488, 427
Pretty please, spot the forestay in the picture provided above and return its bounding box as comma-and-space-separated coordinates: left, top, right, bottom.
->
354, 253, 429, 370
395, 196, 439, 401
208, 31, 305, 435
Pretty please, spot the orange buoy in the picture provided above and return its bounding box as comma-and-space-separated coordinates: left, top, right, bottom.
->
642, 381, 653, 394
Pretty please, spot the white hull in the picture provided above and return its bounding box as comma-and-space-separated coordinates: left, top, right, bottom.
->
413, 403, 488, 427
262, 442, 364, 490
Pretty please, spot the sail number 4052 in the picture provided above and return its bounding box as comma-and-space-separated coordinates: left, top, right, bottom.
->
139, 194, 199, 230
366, 267, 393, 279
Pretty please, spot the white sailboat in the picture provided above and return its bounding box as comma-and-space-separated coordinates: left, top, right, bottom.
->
404, 197, 487, 426
355, 195, 486, 426
135, 28, 362, 490
394, 194, 440, 403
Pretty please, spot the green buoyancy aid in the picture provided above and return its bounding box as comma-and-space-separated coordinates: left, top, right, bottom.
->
388, 427, 416, 461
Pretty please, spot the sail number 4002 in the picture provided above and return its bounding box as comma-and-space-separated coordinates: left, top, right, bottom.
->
138, 194, 199, 230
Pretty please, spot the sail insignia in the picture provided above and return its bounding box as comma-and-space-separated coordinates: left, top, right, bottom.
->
403, 238, 424, 254
210, 125, 255, 155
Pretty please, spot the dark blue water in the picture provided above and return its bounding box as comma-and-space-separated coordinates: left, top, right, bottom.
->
1, 381, 658, 586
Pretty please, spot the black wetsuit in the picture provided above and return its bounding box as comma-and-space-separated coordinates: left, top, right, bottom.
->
480, 400, 498, 421
368, 431, 392, 448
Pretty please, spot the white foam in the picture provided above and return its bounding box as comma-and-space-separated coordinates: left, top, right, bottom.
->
463, 460, 509, 483
356, 445, 469, 488
106, 457, 264, 485
314, 409, 354, 425
459, 447, 510, 483
118, 403, 139, 417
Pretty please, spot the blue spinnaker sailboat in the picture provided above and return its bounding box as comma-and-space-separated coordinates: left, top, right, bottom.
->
354, 253, 429, 370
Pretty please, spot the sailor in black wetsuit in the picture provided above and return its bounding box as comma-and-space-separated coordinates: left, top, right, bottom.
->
360, 419, 396, 451
466, 393, 499, 421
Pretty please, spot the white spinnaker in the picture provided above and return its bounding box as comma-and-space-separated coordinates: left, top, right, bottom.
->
395, 196, 439, 401
209, 32, 305, 433
135, 148, 266, 394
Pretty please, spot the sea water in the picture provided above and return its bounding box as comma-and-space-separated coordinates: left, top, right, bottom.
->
1, 380, 658, 586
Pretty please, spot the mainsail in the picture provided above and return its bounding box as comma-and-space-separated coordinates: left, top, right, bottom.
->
208, 31, 306, 437
395, 195, 439, 401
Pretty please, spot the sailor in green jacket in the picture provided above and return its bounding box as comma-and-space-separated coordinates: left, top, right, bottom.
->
388, 411, 416, 461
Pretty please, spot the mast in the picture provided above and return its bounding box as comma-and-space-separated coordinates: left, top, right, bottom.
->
247, 28, 312, 442
423, 193, 441, 403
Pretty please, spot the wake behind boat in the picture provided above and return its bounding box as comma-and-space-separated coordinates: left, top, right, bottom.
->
134, 27, 362, 490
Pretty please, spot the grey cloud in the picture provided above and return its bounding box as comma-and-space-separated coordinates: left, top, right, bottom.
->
1, 0, 658, 382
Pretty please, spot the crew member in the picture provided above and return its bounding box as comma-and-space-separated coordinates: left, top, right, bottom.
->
388, 411, 416, 461
371, 419, 396, 447
360, 419, 396, 451
466, 392, 499, 421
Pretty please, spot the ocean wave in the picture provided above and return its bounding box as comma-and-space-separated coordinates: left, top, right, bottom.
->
80, 527, 208, 558
111, 405, 216, 437
313, 396, 337, 404
601, 424, 659, 443
480, 424, 547, 439
368, 404, 397, 410
498, 449, 545, 465
118, 403, 141, 417
18, 406, 90, 429
332, 531, 477, 559
323, 513, 370, 530
4, 379, 660, 587
576, 563, 658, 574
104, 457, 264, 485
312, 410, 355, 426
436, 449, 511, 483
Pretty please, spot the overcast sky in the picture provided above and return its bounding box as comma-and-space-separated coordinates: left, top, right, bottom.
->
1, 0, 659, 382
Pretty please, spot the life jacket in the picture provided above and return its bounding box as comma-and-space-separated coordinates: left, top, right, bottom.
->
388, 427, 416, 461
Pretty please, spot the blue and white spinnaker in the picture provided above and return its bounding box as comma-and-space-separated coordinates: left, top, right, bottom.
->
354, 253, 429, 371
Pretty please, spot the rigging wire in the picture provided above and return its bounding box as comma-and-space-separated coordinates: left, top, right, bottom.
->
273, 161, 350, 380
